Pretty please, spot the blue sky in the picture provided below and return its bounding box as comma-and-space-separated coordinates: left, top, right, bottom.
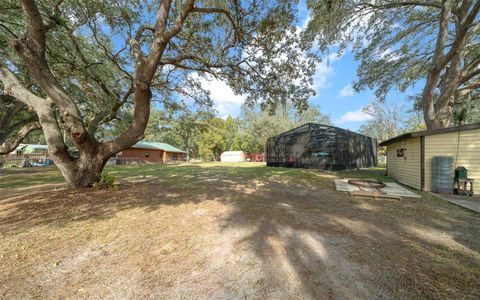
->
307, 51, 375, 131
196, 41, 379, 131
180, 1, 421, 132
98, 1, 421, 132
195, 2, 380, 131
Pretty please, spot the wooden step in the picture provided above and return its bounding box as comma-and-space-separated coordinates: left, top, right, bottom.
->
349, 190, 402, 200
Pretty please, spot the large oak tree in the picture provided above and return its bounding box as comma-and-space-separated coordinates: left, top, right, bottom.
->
0, 0, 315, 187
304, 0, 480, 129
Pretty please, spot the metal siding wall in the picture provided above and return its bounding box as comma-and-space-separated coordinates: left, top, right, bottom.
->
386, 138, 421, 189
424, 128, 480, 191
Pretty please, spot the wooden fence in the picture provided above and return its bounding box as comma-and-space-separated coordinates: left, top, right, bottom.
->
107, 157, 146, 166
1, 155, 185, 168
245, 153, 265, 162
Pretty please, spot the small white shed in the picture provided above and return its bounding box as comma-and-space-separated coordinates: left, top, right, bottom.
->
220, 151, 246, 162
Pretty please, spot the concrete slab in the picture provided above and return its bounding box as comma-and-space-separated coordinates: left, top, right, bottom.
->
334, 179, 421, 198
379, 182, 421, 198
433, 193, 480, 213
334, 179, 359, 192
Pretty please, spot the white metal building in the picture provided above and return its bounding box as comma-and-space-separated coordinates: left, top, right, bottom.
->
220, 151, 246, 162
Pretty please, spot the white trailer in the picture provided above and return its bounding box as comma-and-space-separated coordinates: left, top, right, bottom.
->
220, 151, 246, 162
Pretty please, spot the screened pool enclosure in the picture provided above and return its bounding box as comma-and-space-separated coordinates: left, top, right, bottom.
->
266, 123, 377, 170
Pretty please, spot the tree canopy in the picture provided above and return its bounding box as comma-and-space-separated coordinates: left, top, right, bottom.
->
142, 103, 331, 161
304, 0, 480, 129
359, 99, 424, 142
232, 104, 331, 154
145, 106, 212, 160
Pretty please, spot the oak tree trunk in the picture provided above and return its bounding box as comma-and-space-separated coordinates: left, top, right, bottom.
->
421, 0, 479, 129
52, 150, 109, 188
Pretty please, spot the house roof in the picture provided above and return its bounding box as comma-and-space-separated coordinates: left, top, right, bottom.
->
221, 151, 244, 156
8, 144, 27, 154
379, 122, 480, 147
25, 144, 49, 150
131, 141, 186, 153
267, 123, 376, 141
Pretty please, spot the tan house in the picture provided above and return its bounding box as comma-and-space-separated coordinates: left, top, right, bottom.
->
379, 123, 480, 191
117, 141, 186, 163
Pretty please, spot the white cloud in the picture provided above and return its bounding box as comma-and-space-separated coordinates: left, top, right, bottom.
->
191, 74, 245, 117
378, 47, 400, 62
300, 14, 311, 31
313, 52, 343, 91
186, 30, 345, 116
313, 62, 333, 90
337, 109, 373, 123
295, 0, 311, 32
338, 84, 354, 97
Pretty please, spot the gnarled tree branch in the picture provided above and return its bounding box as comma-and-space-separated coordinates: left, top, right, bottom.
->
0, 121, 41, 155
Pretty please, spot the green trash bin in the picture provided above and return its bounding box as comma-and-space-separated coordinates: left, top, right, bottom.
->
455, 166, 468, 179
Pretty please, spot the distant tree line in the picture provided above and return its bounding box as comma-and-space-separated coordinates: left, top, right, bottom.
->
141, 103, 331, 161
359, 99, 425, 143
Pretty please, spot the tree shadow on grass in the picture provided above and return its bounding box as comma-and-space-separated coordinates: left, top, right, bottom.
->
0, 165, 479, 299
217, 179, 480, 299
0, 163, 274, 231
0, 180, 201, 233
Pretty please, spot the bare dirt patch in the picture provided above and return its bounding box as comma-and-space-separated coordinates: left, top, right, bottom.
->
0, 164, 479, 299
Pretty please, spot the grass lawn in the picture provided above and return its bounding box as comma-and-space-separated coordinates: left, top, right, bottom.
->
0, 163, 479, 299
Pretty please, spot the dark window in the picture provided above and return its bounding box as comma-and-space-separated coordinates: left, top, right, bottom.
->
145, 152, 150, 158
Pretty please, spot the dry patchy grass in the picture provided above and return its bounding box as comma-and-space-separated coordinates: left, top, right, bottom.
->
0, 163, 479, 299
